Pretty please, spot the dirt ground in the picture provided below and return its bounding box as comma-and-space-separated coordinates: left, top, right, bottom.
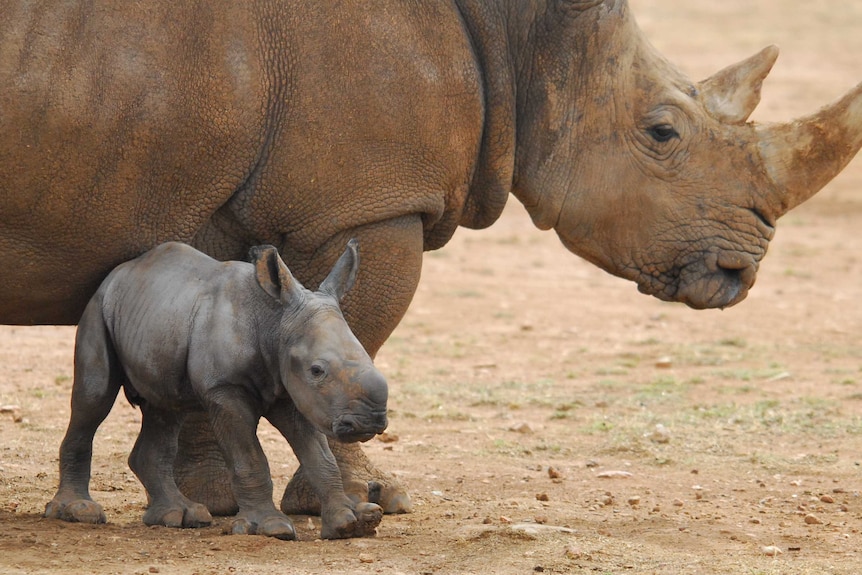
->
2, 1, 862, 573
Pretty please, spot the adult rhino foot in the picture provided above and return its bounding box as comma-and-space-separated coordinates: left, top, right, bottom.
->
142, 501, 213, 528
45, 497, 106, 524
321, 502, 383, 539
174, 412, 238, 516
280, 440, 412, 515
229, 511, 296, 540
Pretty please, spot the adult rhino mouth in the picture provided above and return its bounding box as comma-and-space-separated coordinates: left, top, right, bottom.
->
637, 250, 760, 310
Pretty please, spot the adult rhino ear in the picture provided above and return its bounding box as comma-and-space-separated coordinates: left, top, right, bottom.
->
319, 239, 360, 302
698, 45, 779, 124
249, 245, 304, 305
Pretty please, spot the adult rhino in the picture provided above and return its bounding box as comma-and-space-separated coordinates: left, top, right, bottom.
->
1, 0, 860, 516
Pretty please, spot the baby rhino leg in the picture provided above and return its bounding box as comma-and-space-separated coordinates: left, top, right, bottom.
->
266, 401, 382, 539
129, 406, 212, 528
45, 300, 119, 524
204, 388, 296, 540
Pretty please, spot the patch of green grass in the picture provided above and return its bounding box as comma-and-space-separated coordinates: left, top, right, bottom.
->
582, 418, 614, 434
718, 337, 747, 348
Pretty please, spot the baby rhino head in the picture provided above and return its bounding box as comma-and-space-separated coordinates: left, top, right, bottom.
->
250, 240, 388, 442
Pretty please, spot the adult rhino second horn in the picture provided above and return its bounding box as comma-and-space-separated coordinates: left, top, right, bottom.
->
757, 81, 862, 217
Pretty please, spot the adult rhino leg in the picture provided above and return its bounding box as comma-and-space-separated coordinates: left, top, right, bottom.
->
281, 215, 424, 515
173, 412, 238, 516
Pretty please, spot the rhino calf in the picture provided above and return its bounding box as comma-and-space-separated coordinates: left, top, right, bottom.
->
45, 240, 388, 540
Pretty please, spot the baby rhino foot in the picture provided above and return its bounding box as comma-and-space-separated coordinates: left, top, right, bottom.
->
321, 502, 383, 539
143, 501, 212, 528
44, 498, 106, 524
230, 511, 296, 540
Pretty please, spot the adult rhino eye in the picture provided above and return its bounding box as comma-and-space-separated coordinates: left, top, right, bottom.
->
647, 124, 679, 143
310, 364, 326, 378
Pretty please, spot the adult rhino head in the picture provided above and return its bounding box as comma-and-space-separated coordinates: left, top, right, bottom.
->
460, 0, 862, 309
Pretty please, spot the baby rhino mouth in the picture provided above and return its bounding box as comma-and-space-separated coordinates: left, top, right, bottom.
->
332, 411, 388, 443
638, 251, 759, 310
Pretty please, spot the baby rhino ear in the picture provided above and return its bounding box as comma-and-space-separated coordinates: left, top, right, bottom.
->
319, 239, 360, 302
249, 245, 303, 304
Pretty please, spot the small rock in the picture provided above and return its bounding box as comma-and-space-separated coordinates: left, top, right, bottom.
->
762, 546, 782, 556
627, 496, 640, 507
596, 470, 633, 479
509, 422, 533, 434
655, 356, 672, 368
672, 499, 684, 507
584, 460, 599, 468
534, 515, 548, 524
358, 553, 375, 564
548, 467, 564, 479
564, 546, 583, 560
377, 432, 399, 443
536, 492, 549, 502
647, 424, 671, 444
819, 494, 834, 504
803, 514, 822, 525
500, 516, 512, 524
0, 405, 22, 423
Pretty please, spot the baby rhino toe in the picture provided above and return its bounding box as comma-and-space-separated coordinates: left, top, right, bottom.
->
322, 502, 383, 539
229, 512, 296, 540
45, 498, 106, 524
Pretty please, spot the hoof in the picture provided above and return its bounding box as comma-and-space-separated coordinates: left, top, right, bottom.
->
230, 513, 296, 540
143, 502, 213, 528
282, 475, 412, 516
44, 498, 106, 524
367, 480, 413, 515
321, 502, 383, 539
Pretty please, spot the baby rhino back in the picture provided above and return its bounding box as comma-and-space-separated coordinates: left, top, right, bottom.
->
99, 242, 260, 405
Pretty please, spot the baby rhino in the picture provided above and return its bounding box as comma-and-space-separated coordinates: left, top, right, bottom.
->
45, 240, 388, 540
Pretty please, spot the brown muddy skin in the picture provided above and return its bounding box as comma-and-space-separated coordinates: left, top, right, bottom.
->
1, 0, 861, 515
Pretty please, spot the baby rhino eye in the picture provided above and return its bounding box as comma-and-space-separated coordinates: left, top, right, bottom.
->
647, 124, 679, 143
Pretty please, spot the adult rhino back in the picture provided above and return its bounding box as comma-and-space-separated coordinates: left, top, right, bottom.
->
0, 1, 267, 323
0, 1, 486, 326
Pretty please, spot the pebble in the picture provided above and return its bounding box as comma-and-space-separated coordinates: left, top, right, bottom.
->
819, 494, 834, 504
548, 467, 564, 479
803, 514, 822, 525
596, 470, 633, 479
358, 553, 375, 564
376, 432, 399, 443
627, 496, 640, 507
655, 356, 672, 368
536, 492, 549, 502
509, 422, 533, 434
762, 546, 782, 556
647, 424, 671, 444
0, 405, 22, 423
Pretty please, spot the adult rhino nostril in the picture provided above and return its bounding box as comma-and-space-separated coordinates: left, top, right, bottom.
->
716, 253, 757, 288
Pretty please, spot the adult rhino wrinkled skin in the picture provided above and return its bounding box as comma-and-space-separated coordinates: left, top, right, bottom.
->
1, 0, 861, 515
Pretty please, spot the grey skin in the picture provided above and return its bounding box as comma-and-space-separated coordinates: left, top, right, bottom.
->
44, 240, 387, 540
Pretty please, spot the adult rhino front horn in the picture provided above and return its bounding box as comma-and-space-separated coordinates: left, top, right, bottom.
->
1, 0, 860, 515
